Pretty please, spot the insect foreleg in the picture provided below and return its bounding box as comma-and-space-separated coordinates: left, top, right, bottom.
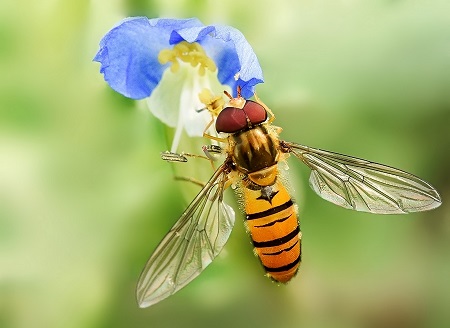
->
202, 145, 223, 161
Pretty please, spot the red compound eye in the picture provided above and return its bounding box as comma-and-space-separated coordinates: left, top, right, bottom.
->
242, 100, 267, 126
215, 106, 247, 133
215, 100, 268, 133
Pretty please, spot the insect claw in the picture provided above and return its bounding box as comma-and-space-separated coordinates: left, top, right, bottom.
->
202, 145, 222, 161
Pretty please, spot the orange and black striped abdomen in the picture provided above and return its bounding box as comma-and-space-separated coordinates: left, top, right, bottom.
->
244, 180, 301, 283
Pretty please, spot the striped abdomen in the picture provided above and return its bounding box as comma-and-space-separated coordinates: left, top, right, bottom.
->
244, 179, 301, 283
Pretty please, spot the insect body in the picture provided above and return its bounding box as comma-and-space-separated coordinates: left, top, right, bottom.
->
136, 95, 441, 308
217, 101, 301, 283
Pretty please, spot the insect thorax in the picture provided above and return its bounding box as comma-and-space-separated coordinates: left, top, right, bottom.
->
230, 125, 279, 186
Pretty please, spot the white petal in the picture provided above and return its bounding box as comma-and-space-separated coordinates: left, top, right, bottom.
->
146, 61, 230, 152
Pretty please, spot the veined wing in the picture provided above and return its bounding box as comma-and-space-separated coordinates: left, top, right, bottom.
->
136, 163, 235, 308
281, 141, 441, 214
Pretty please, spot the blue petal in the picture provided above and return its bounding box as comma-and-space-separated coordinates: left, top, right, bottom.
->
94, 17, 203, 99
95, 17, 264, 100
170, 24, 264, 98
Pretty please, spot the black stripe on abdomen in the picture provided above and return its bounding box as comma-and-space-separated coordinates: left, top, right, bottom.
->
262, 240, 299, 256
263, 253, 301, 273
254, 213, 292, 228
246, 199, 293, 221
252, 225, 300, 248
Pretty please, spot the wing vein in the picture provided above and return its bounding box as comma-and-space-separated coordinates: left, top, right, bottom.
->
282, 141, 441, 214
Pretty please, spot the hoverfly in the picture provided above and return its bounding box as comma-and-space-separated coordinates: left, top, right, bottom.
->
136, 91, 441, 308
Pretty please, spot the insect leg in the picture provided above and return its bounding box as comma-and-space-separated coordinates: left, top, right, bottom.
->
174, 176, 206, 188
160, 151, 210, 162
202, 145, 223, 161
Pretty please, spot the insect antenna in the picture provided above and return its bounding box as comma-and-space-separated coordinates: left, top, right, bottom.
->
224, 90, 233, 100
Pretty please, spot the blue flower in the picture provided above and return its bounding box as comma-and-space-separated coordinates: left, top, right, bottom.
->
94, 17, 263, 152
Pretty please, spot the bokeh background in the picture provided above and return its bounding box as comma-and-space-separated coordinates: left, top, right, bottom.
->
1, 1, 449, 327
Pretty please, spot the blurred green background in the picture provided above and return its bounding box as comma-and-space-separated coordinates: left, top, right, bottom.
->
1, 0, 449, 327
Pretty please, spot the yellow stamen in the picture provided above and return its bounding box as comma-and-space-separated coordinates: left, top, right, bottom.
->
158, 41, 217, 75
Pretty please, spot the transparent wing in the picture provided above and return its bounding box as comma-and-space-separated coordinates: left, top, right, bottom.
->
282, 141, 441, 214
136, 163, 235, 308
